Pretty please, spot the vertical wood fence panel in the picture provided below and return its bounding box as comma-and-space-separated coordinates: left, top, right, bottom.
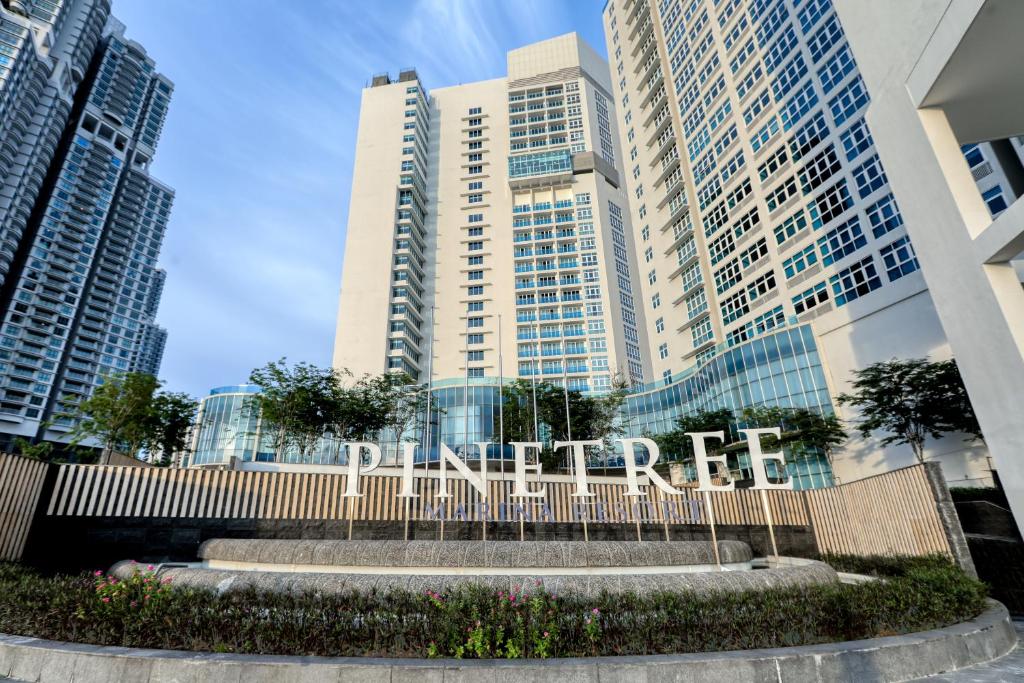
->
0, 453, 50, 562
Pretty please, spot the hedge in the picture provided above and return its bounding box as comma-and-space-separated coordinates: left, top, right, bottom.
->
0, 557, 987, 658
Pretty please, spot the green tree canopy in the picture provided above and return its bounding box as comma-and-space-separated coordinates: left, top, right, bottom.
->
146, 392, 197, 466
496, 377, 629, 470
248, 359, 344, 459
651, 408, 736, 463
837, 357, 980, 463
65, 372, 160, 464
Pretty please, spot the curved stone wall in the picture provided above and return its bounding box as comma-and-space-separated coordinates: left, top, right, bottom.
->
111, 539, 838, 597
198, 538, 754, 567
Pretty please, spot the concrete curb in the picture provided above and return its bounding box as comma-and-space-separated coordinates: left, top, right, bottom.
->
0, 601, 1016, 682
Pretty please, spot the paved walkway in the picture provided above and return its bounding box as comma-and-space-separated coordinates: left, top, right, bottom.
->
2, 622, 1021, 682
911, 621, 1024, 682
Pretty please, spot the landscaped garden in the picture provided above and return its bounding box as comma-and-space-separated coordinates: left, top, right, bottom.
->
0, 555, 988, 659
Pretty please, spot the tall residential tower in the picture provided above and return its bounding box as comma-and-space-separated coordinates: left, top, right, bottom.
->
601, 0, 991, 485
0, 1, 173, 448
335, 34, 649, 397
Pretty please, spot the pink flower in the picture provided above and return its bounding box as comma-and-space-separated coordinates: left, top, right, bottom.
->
592, 608, 599, 615
144, 595, 150, 601
543, 631, 549, 638
130, 601, 137, 608
93, 570, 102, 576
101, 597, 110, 603
146, 565, 154, 571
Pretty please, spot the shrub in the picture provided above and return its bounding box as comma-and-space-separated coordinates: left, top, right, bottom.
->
0, 558, 988, 658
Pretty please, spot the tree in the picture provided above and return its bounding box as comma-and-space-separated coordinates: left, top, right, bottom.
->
249, 359, 342, 461
652, 408, 736, 463
65, 372, 160, 464
496, 378, 630, 470
837, 358, 980, 463
12, 437, 53, 461
371, 373, 428, 458
738, 405, 846, 469
146, 392, 197, 466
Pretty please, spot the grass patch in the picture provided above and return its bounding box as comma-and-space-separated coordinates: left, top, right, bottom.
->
0, 557, 987, 658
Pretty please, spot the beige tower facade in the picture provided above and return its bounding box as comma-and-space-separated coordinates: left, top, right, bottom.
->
335, 34, 651, 394
600, 0, 994, 486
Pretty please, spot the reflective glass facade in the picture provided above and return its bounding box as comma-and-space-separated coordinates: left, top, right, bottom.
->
191, 325, 834, 488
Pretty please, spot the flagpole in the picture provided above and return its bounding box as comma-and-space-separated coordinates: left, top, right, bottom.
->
498, 314, 505, 532
421, 305, 436, 540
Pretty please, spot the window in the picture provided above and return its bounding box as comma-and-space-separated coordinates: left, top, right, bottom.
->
793, 281, 829, 314
745, 269, 777, 301
658, 343, 669, 359
468, 165, 483, 174
866, 193, 903, 238
468, 368, 485, 378
721, 290, 750, 324
790, 110, 828, 160
807, 180, 852, 228
641, 225, 650, 241
818, 44, 856, 94
469, 141, 482, 150
468, 333, 484, 344
839, 118, 873, 161
751, 116, 780, 153
709, 231, 735, 265
468, 271, 483, 281
468, 317, 484, 327
818, 216, 866, 265
467, 285, 484, 296
758, 146, 789, 181
808, 14, 842, 62
468, 181, 483, 190
467, 350, 484, 361
982, 186, 1010, 216
714, 259, 743, 293
468, 193, 483, 203
648, 270, 657, 285
652, 293, 661, 308
467, 255, 483, 265
962, 143, 985, 168
830, 256, 882, 307
644, 246, 654, 262
692, 318, 714, 346
467, 227, 483, 236
739, 237, 768, 269
852, 154, 887, 198
655, 317, 664, 333
783, 244, 818, 278
765, 176, 798, 212
879, 236, 920, 281
829, 77, 870, 128
468, 301, 484, 312
468, 213, 484, 223
469, 107, 482, 115
799, 144, 841, 193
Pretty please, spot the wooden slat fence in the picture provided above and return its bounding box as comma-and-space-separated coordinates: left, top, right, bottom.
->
0, 453, 49, 562
806, 465, 952, 557
37, 461, 956, 558
0, 454, 957, 562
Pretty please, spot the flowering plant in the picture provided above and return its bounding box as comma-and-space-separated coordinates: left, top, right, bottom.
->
86, 562, 172, 616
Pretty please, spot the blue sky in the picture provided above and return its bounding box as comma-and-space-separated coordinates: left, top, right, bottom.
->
111, 0, 608, 398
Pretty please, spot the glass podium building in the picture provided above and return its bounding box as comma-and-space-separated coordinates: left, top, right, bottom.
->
189, 323, 834, 489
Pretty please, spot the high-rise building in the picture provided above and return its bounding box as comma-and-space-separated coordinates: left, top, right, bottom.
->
335, 34, 650, 397
831, 0, 1024, 531
600, 0, 995, 486
0, 2, 173, 448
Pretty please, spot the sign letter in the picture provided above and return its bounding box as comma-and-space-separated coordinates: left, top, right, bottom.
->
740, 428, 793, 490
691, 431, 733, 492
